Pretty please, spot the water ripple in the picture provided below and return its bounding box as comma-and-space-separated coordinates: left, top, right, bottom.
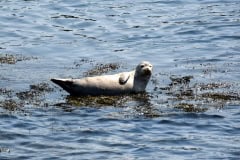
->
1, 0, 240, 159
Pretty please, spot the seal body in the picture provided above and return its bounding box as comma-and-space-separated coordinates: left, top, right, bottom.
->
51, 61, 152, 96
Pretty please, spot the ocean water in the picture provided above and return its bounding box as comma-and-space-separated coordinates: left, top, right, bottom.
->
0, 0, 240, 159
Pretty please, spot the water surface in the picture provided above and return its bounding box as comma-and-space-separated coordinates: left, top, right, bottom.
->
0, 0, 240, 159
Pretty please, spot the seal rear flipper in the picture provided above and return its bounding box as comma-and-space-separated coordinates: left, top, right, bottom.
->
51, 78, 75, 94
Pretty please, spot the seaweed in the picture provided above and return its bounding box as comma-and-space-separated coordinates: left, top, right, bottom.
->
175, 103, 207, 112
201, 92, 240, 101
0, 82, 54, 112
84, 63, 121, 76
154, 74, 240, 113
0, 99, 24, 111
0, 54, 37, 64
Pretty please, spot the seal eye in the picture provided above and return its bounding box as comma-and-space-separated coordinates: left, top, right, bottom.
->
140, 65, 145, 68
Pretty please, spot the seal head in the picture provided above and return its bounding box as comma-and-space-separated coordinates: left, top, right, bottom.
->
133, 61, 153, 92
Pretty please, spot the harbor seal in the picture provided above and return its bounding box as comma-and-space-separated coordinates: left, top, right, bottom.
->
51, 61, 153, 96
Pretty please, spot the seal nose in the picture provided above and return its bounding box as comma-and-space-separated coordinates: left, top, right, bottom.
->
144, 67, 152, 75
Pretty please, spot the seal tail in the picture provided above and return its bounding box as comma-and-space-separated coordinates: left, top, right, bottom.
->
51, 78, 74, 94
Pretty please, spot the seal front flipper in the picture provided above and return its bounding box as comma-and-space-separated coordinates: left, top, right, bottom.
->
119, 73, 130, 85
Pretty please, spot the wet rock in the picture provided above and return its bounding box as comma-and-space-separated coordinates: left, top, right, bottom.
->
63, 92, 150, 107
66, 95, 127, 107
61, 93, 159, 118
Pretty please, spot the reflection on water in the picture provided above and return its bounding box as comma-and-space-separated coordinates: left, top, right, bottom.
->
1, 0, 240, 159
